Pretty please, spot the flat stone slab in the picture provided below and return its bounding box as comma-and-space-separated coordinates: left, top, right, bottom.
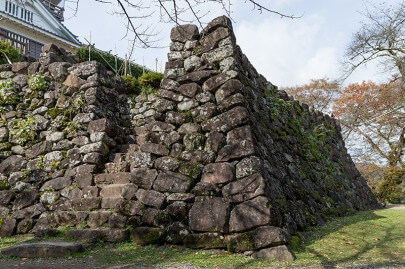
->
1, 241, 83, 258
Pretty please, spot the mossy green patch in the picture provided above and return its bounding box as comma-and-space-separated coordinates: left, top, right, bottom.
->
0, 79, 19, 105
28, 74, 47, 91
0, 179, 9, 190
9, 116, 37, 145
289, 235, 300, 252
47, 108, 63, 119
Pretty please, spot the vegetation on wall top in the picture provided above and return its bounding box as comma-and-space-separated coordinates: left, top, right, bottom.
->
122, 72, 163, 95
0, 40, 21, 65
76, 46, 144, 78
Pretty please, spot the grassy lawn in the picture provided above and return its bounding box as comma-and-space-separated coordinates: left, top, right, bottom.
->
1, 208, 404, 268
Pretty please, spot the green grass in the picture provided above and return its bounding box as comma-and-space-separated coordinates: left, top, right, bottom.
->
294, 208, 405, 266
1, 208, 404, 268
0, 235, 34, 249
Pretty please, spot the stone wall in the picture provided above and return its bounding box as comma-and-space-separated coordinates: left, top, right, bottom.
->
0, 17, 378, 260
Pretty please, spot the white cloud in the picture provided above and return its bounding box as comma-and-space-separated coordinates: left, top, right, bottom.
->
298, 47, 340, 82
235, 14, 338, 87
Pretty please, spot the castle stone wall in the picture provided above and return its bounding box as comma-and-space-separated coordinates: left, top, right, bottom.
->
0, 17, 378, 260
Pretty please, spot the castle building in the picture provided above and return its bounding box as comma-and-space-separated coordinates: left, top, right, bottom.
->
0, 0, 81, 59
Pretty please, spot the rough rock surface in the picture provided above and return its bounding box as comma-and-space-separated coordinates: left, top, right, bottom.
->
0, 16, 378, 261
1, 241, 83, 258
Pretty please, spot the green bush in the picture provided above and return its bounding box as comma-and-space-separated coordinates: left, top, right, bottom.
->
138, 72, 163, 89
0, 79, 19, 105
375, 166, 404, 204
0, 40, 21, 64
289, 235, 301, 251
140, 85, 157, 96
121, 75, 140, 94
76, 47, 144, 77
28, 74, 47, 91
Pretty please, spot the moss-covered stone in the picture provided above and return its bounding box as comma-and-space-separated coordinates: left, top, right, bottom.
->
47, 108, 63, 119
184, 233, 226, 249
0, 79, 19, 105
131, 227, 165, 246
28, 74, 47, 91
9, 116, 37, 145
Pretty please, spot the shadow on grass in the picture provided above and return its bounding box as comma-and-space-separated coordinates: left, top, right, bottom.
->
294, 209, 405, 268
1, 209, 403, 269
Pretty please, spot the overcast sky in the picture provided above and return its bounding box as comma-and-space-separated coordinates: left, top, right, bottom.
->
63, 0, 399, 87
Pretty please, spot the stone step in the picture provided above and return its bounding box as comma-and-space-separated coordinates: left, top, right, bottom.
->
66, 228, 129, 243
94, 172, 133, 185
1, 240, 83, 258
101, 197, 125, 209
104, 161, 130, 173
118, 143, 140, 154
100, 184, 138, 199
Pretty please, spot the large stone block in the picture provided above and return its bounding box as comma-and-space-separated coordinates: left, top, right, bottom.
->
184, 233, 226, 249
178, 83, 201, 98
131, 227, 165, 246
215, 79, 243, 103
177, 70, 217, 84
13, 190, 39, 210
66, 229, 129, 243
191, 102, 217, 123
12, 203, 46, 220
135, 189, 166, 209
170, 24, 199, 42
202, 106, 249, 133
0, 155, 25, 175
202, 72, 235, 93
87, 118, 117, 137
71, 198, 101, 211
128, 152, 155, 168
0, 241, 83, 258
154, 156, 180, 171
216, 139, 255, 162
236, 156, 261, 179
222, 173, 265, 203
189, 197, 230, 233
205, 132, 225, 153
229, 196, 271, 232
226, 226, 288, 252
201, 27, 231, 52
140, 142, 169, 156
166, 201, 190, 221
227, 125, 253, 144
252, 245, 295, 261
153, 171, 192, 193
40, 177, 71, 191
100, 184, 138, 199
201, 162, 235, 184
0, 218, 16, 237
130, 168, 158, 189
201, 15, 233, 35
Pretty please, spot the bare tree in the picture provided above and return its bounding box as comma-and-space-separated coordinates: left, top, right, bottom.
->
343, 1, 405, 83
69, 0, 301, 48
